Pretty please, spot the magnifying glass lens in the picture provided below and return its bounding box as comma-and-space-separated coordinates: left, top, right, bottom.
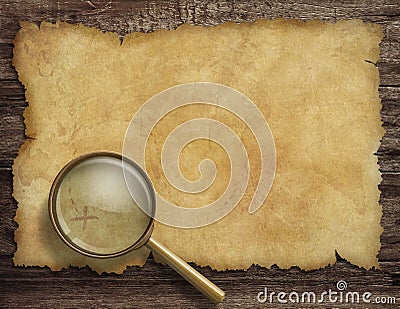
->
54, 156, 152, 256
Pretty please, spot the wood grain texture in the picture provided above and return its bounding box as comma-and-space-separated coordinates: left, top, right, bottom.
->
0, 0, 399, 307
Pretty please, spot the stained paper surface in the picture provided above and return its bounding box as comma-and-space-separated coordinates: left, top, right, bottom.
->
12, 20, 383, 273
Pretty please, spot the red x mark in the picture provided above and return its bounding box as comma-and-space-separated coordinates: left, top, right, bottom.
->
70, 206, 99, 230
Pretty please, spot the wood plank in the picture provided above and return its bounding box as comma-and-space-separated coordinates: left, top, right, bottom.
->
0, 1, 400, 84
0, 255, 399, 308
1, 87, 398, 169
1, 166, 399, 263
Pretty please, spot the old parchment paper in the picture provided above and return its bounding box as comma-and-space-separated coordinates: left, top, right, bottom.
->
12, 20, 383, 273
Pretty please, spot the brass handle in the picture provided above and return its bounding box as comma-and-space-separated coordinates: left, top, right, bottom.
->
145, 237, 225, 303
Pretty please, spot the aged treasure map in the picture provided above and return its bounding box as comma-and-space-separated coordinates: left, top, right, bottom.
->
12, 20, 383, 273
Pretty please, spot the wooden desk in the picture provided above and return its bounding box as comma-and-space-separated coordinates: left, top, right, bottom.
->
0, 1, 399, 307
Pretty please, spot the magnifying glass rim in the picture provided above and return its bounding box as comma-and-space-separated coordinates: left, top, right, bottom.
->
48, 151, 156, 259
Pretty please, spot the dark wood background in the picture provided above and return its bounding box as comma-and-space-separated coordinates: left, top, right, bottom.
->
0, 1, 399, 308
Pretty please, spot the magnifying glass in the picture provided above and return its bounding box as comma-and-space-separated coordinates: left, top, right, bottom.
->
48, 151, 225, 303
